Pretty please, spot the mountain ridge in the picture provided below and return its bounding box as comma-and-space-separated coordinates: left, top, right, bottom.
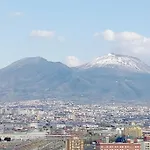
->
0, 54, 150, 102
78, 53, 150, 73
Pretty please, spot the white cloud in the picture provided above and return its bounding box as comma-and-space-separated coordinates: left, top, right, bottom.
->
103, 29, 115, 41
95, 29, 150, 58
57, 36, 65, 42
30, 30, 55, 38
30, 30, 65, 41
10, 12, 23, 17
65, 56, 82, 67
102, 29, 143, 41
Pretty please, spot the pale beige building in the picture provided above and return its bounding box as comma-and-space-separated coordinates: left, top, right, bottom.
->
66, 136, 84, 150
123, 126, 142, 138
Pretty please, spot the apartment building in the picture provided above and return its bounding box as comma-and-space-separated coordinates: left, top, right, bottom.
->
99, 143, 141, 150
66, 136, 84, 150
123, 126, 142, 138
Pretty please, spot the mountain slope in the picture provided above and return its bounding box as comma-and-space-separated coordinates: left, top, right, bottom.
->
76, 53, 150, 101
76, 67, 150, 101
0, 57, 73, 100
0, 55, 150, 102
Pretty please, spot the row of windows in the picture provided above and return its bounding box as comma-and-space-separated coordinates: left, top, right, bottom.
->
101, 146, 129, 148
69, 146, 83, 150
101, 149, 140, 150
101, 145, 140, 148
135, 146, 140, 148
101, 148, 129, 150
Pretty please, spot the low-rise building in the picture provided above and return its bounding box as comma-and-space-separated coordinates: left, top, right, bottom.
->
98, 143, 141, 150
66, 136, 84, 150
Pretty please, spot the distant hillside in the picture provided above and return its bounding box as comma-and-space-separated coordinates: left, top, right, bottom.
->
0, 54, 150, 102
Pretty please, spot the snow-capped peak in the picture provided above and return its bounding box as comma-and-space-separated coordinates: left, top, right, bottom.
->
79, 53, 150, 73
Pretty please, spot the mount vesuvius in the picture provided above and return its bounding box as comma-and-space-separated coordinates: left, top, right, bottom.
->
0, 54, 150, 102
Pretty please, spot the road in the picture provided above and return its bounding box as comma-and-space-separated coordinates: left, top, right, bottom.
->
0, 140, 31, 150
0, 138, 65, 150
38, 140, 65, 150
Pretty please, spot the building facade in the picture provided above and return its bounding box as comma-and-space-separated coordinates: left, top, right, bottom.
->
141, 142, 150, 150
66, 137, 84, 150
123, 126, 142, 138
99, 143, 141, 150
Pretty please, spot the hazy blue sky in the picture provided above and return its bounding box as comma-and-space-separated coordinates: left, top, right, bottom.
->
1, 0, 150, 67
